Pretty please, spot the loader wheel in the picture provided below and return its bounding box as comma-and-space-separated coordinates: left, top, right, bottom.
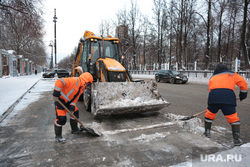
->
84, 85, 91, 112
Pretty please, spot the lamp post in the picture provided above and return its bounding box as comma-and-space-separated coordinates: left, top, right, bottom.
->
49, 41, 53, 69
53, 8, 58, 69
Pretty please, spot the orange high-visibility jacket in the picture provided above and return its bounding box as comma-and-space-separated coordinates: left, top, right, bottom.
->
53, 72, 93, 106
208, 70, 248, 105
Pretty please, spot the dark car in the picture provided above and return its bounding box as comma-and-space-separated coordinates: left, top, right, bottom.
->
43, 69, 70, 78
155, 70, 188, 84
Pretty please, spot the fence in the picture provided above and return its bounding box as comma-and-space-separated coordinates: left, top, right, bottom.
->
127, 58, 246, 72
129, 70, 250, 79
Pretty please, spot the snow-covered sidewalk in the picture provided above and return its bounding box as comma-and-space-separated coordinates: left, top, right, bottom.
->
0, 74, 42, 116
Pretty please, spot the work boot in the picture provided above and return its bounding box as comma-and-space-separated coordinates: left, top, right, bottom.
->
232, 124, 243, 146
70, 119, 82, 134
203, 121, 212, 138
54, 125, 66, 143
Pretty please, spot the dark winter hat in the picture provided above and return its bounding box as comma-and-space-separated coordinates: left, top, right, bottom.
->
214, 64, 228, 74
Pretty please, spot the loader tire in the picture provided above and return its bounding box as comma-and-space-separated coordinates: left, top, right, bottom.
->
84, 85, 91, 112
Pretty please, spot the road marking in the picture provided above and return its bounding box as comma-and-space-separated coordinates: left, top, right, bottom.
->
102, 122, 176, 135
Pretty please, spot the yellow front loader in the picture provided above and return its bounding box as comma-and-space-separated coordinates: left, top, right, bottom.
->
72, 30, 170, 117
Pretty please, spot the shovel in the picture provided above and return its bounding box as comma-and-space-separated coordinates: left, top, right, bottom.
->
180, 98, 240, 121
179, 110, 207, 121
56, 100, 101, 137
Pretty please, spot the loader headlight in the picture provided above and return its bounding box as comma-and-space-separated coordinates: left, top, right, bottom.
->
90, 38, 98, 42
112, 40, 119, 44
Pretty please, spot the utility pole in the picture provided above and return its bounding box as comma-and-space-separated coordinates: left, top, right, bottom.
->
49, 41, 53, 69
53, 8, 57, 69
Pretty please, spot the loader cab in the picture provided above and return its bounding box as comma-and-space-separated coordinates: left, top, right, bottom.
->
81, 37, 120, 80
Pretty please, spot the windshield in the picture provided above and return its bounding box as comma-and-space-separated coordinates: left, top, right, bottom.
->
171, 70, 180, 75
91, 40, 119, 63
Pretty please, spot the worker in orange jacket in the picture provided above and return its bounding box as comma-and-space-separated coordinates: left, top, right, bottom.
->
204, 64, 248, 146
52, 72, 93, 143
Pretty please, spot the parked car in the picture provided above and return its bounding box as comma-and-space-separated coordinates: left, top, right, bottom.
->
155, 70, 188, 84
43, 69, 70, 78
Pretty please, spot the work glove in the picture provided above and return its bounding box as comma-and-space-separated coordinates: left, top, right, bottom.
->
239, 91, 247, 101
69, 106, 75, 114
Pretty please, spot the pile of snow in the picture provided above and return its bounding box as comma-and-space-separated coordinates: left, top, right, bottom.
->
166, 113, 204, 134
165, 113, 232, 135
93, 82, 169, 109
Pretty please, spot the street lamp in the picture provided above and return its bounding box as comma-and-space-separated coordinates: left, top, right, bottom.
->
49, 41, 53, 69
53, 8, 57, 69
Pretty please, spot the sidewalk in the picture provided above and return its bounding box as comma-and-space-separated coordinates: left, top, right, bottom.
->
0, 74, 42, 116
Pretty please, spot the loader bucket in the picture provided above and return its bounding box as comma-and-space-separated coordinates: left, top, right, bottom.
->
91, 81, 170, 117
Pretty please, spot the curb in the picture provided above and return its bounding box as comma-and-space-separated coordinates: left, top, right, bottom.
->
0, 79, 40, 123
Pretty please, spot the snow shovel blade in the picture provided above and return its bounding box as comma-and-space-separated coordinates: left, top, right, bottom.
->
179, 115, 195, 121
179, 110, 207, 121
91, 81, 170, 117
56, 99, 101, 137
80, 125, 101, 137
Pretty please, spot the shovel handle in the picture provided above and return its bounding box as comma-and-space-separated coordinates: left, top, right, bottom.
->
56, 100, 86, 129
193, 110, 207, 117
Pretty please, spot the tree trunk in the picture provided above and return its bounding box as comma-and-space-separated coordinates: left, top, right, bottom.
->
241, 0, 250, 69
179, 0, 184, 70
204, 0, 211, 70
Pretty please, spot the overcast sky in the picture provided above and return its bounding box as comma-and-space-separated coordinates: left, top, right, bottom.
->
43, 0, 154, 65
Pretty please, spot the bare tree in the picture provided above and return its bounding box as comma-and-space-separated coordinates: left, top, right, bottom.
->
0, 0, 46, 65
128, 0, 141, 70
99, 20, 113, 37
213, 0, 228, 63
153, 0, 167, 68
182, 0, 196, 69
241, 0, 249, 69
58, 47, 77, 71
141, 15, 151, 67
0, 0, 42, 14
116, 7, 129, 27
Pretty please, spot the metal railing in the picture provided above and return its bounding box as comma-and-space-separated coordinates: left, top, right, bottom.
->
129, 70, 250, 79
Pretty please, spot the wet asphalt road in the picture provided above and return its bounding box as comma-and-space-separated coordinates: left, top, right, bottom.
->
156, 81, 250, 144
0, 78, 249, 167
